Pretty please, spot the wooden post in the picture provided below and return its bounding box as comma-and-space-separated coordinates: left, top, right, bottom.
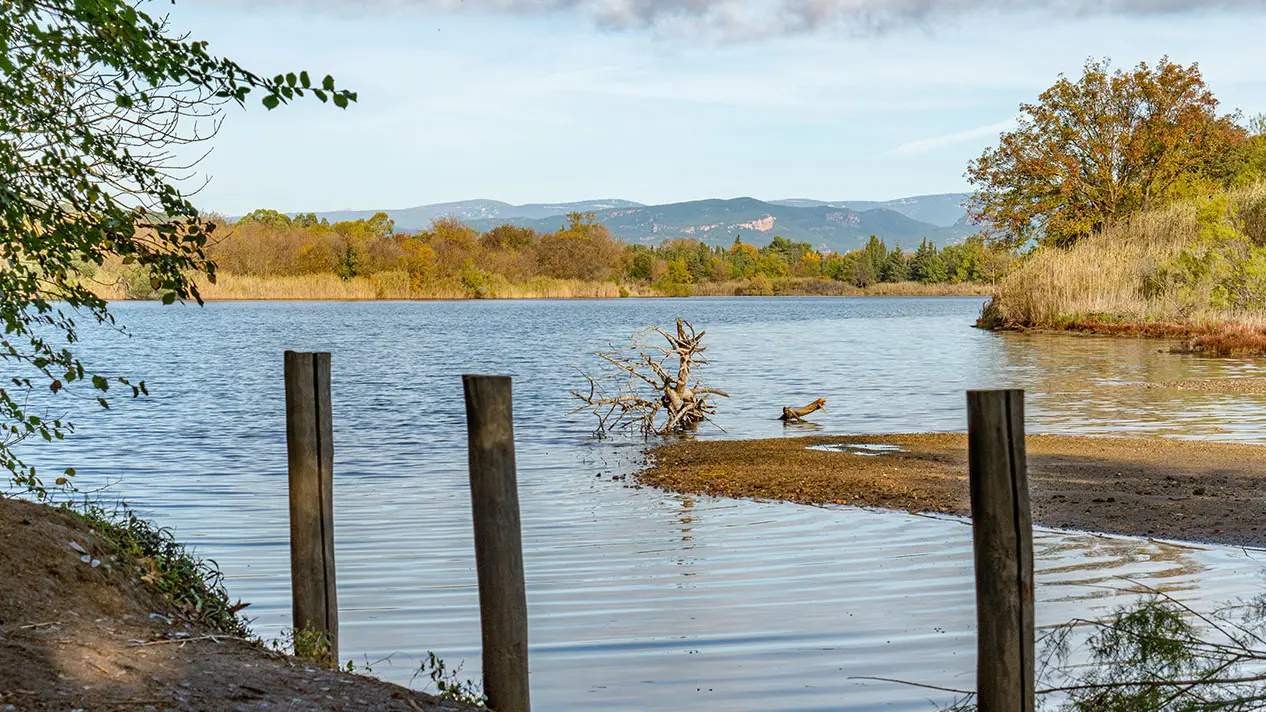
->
284, 350, 338, 661
967, 389, 1034, 712
463, 375, 531, 712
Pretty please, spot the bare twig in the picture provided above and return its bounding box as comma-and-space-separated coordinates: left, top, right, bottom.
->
571, 319, 727, 436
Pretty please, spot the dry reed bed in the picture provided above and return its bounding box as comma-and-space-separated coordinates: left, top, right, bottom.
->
90, 270, 989, 301
985, 182, 1266, 353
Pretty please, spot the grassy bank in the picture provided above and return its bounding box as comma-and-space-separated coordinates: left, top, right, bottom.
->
982, 182, 1266, 353
0, 497, 476, 711
88, 264, 989, 301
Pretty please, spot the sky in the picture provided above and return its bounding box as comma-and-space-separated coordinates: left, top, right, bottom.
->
165, 0, 1266, 215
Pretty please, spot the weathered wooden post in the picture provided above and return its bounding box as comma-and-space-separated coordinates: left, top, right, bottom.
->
463, 374, 531, 712
967, 389, 1034, 712
284, 350, 338, 661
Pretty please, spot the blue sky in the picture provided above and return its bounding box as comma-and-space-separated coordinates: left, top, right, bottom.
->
167, 1, 1266, 215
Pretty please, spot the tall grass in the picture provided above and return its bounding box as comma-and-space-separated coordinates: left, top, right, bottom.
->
86, 265, 985, 302
87, 264, 644, 301
986, 182, 1266, 332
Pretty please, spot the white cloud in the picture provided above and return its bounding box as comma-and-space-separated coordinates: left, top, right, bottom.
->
209, 0, 1266, 39
888, 117, 1017, 156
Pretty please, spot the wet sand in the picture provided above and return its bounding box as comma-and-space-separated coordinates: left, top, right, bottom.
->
1131, 379, 1266, 394
641, 433, 1266, 546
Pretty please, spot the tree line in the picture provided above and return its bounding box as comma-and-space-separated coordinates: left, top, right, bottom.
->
200, 209, 1004, 298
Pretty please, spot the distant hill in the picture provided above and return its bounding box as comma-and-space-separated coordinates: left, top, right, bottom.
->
305, 199, 644, 229
292, 193, 978, 251
770, 193, 970, 228
463, 198, 975, 251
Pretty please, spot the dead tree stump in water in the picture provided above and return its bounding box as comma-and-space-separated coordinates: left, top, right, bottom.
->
571, 319, 728, 436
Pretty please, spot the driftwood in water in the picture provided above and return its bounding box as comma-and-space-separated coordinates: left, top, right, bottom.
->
570, 319, 729, 437
779, 398, 826, 422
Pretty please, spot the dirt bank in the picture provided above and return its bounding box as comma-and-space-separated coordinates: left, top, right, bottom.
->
980, 313, 1266, 357
0, 497, 475, 712
641, 433, 1266, 546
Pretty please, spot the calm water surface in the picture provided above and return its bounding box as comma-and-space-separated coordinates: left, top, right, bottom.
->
18, 297, 1266, 710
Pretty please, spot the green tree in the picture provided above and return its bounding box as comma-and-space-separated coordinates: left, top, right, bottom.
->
365, 212, 395, 239
755, 253, 790, 279
881, 247, 909, 282
292, 212, 323, 229
850, 236, 889, 287
942, 235, 987, 283
821, 253, 848, 282
968, 57, 1244, 250
625, 248, 655, 281
238, 209, 294, 231
911, 239, 948, 283
0, 0, 354, 495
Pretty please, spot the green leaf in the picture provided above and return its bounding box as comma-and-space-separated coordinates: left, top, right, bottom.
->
262, 94, 280, 110
92, 375, 109, 391
300, 71, 311, 88
161, 292, 177, 305
333, 93, 348, 109
323, 75, 335, 91
286, 72, 297, 87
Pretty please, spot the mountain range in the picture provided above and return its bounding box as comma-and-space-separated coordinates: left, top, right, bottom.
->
292, 193, 976, 252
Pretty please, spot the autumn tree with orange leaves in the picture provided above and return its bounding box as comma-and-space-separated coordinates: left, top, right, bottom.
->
967, 58, 1246, 250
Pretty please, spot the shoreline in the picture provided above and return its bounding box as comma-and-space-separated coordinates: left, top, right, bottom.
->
89, 271, 991, 302
0, 497, 474, 711
121, 291, 993, 303
978, 307, 1266, 356
982, 320, 1266, 356
640, 433, 1266, 547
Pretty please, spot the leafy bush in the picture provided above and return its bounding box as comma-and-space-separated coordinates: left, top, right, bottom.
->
71, 501, 249, 636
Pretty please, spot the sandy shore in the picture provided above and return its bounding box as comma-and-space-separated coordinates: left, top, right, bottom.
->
641, 433, 1266, 546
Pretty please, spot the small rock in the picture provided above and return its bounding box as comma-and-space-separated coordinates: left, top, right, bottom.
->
69, 541, 87, 554
91, 559, 101, 568
79, 554, 92, 564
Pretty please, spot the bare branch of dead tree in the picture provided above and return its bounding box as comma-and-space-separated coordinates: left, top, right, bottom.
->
570, 319, 728, 437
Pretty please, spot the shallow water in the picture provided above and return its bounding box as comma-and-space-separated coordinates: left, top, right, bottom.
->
16, 297, 1266, 709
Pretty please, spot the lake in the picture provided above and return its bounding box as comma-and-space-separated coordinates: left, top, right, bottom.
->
16, 297, 1266, 710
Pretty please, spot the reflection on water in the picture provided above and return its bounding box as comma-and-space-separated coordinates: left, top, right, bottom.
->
990, 332, 1266, 442
14, 297, 1266, 710
808, 443, 908, 455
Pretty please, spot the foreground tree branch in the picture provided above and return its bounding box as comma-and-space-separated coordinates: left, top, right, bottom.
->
570, 319, 728, 437
1, 0, 355, 497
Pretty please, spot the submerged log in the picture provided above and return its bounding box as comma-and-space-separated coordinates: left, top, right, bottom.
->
780, 398, 827, 422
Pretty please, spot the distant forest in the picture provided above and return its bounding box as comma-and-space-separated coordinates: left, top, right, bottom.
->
141, 209, 1007, 299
